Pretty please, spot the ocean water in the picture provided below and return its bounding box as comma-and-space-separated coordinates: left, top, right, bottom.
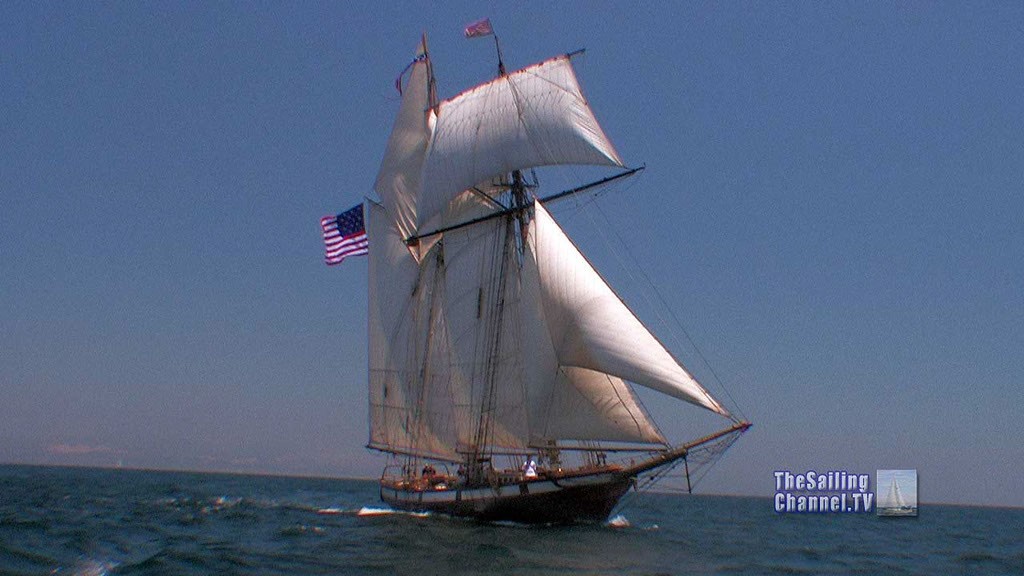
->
1, 465, 1021, 575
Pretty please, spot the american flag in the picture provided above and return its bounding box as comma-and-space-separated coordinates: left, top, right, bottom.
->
321, 204, 368, 265
464, 18, 493, 38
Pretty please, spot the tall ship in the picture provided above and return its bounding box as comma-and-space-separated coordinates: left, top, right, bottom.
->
361, 32, 750, 524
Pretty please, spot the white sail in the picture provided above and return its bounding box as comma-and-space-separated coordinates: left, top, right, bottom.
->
370, 193, 536, 458
374, 40, 431, 242
417, 55, 623, 230
439, 213, 531, 453
886, 478, 909, 508
542, 367, 666, 444
525, 201, 730, 416
367, 201, 463, 461
519, 259, 666, 446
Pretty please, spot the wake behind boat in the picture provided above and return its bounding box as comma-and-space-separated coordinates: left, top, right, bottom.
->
352, 28, 751, 524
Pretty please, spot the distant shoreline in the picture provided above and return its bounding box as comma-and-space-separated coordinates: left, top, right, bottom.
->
0, 461, 379, 483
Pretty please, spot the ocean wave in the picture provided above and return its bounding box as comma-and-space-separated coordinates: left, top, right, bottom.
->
0, 511, 51, 531
356, 506, 429, 518
0, 540, 58, 569
606, 514, 630, 528
65, 558, 119, 576
277, 524, 327, 537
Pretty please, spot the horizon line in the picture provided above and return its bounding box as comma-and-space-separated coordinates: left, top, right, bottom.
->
2, 461, 1020, 511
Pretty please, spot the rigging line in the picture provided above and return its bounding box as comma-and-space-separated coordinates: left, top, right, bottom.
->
580, 201, 719, 415
686, 434, 743, 491
629, 377, 669, 446
466, 223, 492, 436
471, 214, 515, 458
584, 199, 748, 423
410, 250, 445, 454
612, 457, 684, 517
469, 225, 498, 453
469, 185, 507, 210
606, 372, 651, 441
406, 167, 645, 244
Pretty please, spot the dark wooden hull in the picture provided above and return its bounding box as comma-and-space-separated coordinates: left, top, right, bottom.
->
380, 471, 633, 525
378, 423, 752, 524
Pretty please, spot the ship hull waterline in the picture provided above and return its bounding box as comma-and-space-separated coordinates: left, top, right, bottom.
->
376, 422, 751, 524
380, 470, 634, 524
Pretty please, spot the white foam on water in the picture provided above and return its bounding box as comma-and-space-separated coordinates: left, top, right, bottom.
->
606, 514, 631, 528
356, 506, 429, 518
68, 559, 119, 576
279, 524, 326, 536
487, 520, 538, 529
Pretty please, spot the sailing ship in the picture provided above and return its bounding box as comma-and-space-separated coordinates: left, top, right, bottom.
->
879, 475, 916, 516
362, 33, 751, 524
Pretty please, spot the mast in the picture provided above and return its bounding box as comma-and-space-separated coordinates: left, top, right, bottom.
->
467, 211, 515, 470
465, 39, 529, 469
423, 33, 438, 110
409, 249, 443, 459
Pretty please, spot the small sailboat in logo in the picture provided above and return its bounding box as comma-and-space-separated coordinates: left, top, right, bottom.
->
877, 470, 917, 516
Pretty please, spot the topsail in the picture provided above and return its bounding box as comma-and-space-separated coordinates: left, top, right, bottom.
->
417, 54, 623, 231
373, 39, 432, 242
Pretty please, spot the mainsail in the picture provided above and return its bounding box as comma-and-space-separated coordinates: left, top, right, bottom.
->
366, 40, 731, 463
885, 477, 909, 508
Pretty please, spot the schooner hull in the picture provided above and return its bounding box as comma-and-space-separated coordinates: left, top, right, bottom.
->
380, 471, 633, 524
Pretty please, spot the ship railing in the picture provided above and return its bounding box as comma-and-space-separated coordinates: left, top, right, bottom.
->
380, 463, 460, 492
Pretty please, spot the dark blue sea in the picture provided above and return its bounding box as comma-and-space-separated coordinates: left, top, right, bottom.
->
1, 465, 1021, 575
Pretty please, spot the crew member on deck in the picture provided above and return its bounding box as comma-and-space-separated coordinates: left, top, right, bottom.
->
522, 458, 538, 479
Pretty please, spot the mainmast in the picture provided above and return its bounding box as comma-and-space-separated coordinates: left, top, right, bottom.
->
466, 29, 528, 473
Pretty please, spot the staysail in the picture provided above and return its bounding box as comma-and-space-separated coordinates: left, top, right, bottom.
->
525, 201, 730, 417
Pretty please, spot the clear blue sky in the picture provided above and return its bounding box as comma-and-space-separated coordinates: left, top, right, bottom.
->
2, 2, 1021, 507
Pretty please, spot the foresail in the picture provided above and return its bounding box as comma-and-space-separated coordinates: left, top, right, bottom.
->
373, 40, 431, 242
417, 55, 623, 231
525, 201, 731, 417
519, 263, 666, 447
543, 367, 666, 444
367, 201, 462, 462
